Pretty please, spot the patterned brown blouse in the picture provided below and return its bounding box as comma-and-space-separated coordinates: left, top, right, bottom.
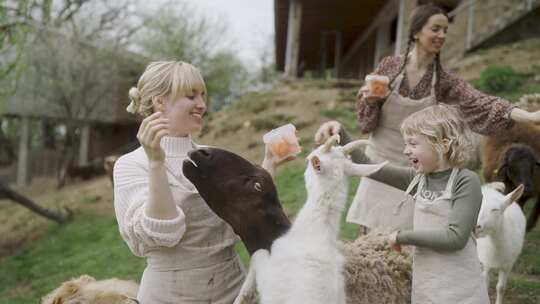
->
357, 56, 515, 135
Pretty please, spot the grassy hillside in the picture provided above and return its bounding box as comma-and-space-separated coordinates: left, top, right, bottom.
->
196, 79, 365, 164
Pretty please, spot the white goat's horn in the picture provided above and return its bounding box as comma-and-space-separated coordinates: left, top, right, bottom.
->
342, 139, 371, 155
323, 134, 340, 153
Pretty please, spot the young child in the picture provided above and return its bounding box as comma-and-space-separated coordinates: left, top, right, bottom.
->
344, 104, 489, 304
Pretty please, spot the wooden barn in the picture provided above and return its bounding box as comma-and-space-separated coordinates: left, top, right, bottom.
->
275, 0, 540, 79
0, 29, 145, 185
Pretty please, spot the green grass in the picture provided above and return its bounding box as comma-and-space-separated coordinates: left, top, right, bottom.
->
0, 213, 145, 303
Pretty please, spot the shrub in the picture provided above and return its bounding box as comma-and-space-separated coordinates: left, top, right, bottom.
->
477, 65, 523, 93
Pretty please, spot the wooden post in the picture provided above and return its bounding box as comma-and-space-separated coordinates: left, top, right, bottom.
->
284, 0, 303, 78
394, 0, 406, 56
319, 32, 328, 76
17, 116, 30, 186
79, 123, 90, 166
375, 21, 390, 66
333, 32, 342, 78
466, 0, 476, 50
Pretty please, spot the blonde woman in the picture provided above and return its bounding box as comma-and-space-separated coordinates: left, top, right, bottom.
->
347, 105, 489, 303
113, 61, 282, 303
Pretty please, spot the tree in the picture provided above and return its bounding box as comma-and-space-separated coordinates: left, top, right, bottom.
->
135, 0, 250, 111
0, 182, 72, 223
1, 0, 142, 196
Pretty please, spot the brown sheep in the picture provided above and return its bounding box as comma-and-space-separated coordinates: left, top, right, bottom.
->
41, 274, 139, 304
482, 120, 540, 232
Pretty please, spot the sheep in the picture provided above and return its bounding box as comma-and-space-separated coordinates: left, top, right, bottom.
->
481, 119, 540, 232
183, 138, 412, 304
342, 233, 412, 304
41, 274, 139, 304
476, 182, 526, 304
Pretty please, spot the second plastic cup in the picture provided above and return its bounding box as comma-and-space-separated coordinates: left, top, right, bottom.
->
263, 123, 301, 162
365, 74, 390, 98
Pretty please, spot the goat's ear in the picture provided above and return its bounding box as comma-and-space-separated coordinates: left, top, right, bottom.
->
311, 156, 322, 172
486, 182, 506, 193
342, 139, 370, 155
323, 134, 340, 153
345, 161, 387, 177
504, 184, 524, 207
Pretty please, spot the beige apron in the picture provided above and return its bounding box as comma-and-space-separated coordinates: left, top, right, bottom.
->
405, 168, 489, 304
346, 70, 437, 231
138, 163, 245, 304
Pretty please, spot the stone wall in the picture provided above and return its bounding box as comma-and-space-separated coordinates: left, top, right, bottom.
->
442, 0, 539, 66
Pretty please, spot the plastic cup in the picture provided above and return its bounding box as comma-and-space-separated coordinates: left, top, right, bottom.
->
365, 74, 390, 98
263, 123, 301, 161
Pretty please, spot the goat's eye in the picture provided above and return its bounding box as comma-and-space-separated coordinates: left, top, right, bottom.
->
491, 208, 500, 212
254, 182, 263, 192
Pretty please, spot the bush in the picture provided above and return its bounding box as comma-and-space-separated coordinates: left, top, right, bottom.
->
477, 65, 523, 93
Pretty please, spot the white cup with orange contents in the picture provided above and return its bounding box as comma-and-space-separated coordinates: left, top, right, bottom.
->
263, 123, 302, 162
365, 74, 390, 99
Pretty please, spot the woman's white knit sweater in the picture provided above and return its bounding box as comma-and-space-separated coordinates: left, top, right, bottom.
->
113, 136, 197, 257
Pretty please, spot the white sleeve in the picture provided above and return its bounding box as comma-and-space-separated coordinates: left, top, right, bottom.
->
113, 156, 186, 257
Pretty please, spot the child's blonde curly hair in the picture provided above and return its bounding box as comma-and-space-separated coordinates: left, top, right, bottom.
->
127, 61, 207, 117
400, 104, 474, 168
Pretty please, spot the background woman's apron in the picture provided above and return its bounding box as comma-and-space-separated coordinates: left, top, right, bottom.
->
406, 168, 489, 304
346, 71, 437, 231
138, 174, 245, 304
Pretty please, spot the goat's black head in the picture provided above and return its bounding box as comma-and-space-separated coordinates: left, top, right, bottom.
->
497, 145, 540, 196
183, 147, 291, 254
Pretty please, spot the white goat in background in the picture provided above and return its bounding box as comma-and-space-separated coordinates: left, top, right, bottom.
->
476, 182, 526, 304
233, 135, 385, 304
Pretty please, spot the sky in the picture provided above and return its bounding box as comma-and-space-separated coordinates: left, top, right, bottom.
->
187, 0, 275, 67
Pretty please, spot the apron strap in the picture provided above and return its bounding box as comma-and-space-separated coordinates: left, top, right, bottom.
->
393, 173, 423, 215
389, 72, 405, 95
440, 168, 459, 200
430, 62, 438, 98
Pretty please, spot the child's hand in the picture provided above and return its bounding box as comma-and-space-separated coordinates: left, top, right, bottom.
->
387, 231, 402, 252
314, 121, 341, 145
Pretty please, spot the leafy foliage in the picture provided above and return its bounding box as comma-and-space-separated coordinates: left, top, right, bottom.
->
476, 65, 524, 94
135, 1, 249, 111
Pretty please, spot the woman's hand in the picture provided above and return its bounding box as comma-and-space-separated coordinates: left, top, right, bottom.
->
357, 85, 389, 107
137, 112, 169, 163
387, 231, 402, 252
261, 144, 296, 178
314, 121, 341, 145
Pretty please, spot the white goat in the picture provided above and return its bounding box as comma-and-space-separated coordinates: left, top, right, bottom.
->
233, 135, 385, 304
476, 182, 526, 304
